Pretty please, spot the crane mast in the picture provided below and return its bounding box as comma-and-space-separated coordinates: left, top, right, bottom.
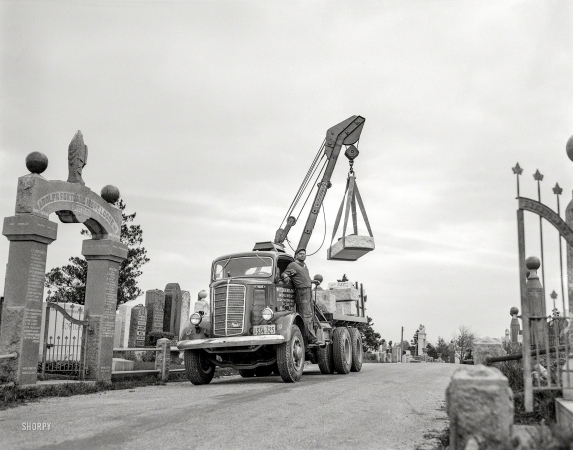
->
295, 115, 365, 252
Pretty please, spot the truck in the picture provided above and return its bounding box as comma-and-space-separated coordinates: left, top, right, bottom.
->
177, 115, 371, 384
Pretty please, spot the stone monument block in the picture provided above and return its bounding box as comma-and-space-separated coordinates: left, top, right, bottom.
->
128, 305, 147, 348
145, 289, 165, 337
473, 337, 506, 365
446, 365, 513, 449
315, 290, 336, 313
164, 283, 182, 335
328, 287, 359, 302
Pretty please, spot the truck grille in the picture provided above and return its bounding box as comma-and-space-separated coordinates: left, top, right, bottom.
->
213, 284, 246, 336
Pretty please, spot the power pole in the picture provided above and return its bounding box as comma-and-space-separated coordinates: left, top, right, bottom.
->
400, 326, 404, 362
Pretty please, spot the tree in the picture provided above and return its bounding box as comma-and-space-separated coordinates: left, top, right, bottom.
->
434, 336, 450, 358
452, 326, 477, 360
357, 316, 381, 352
426, 342, 437, 359
45, 200, 149, 307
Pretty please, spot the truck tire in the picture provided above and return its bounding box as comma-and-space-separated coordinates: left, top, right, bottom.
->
238, 369, 255, 378
349, 328, 363, 372
332, 327, 351, 374
317, 343, 335, 374
184, 349, 215, 385
276, 324, 305, 382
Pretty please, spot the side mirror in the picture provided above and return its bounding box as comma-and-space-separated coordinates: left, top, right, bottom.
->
313, 274, 323, 286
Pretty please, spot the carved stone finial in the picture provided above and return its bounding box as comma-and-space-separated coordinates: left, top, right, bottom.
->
101, 185, 120, 204
68, 131, 88, 185
25, 152, 48, 174
566, 135, 573, 162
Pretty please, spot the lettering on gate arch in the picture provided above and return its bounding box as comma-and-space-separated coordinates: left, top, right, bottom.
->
36, 191, 119, 236
15, 176, 121, 241
518, 197, 573, 245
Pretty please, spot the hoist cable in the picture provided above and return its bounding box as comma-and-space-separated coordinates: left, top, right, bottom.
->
279, 139, 326, 228
306, 203, 327, 257
280, 143, 323, 227
294, 156, 327, 222
286, 142, 325, 222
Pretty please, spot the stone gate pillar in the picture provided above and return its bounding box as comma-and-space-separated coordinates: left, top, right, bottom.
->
82, 239, 127, 382
0, 215, 58, 385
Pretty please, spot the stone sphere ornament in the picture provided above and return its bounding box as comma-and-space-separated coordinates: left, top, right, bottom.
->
100, 185, 120, 204
510, 307, 519, 316
567, 134, 573, 162
198, 290, 208, 300
525, 256, 541, 270
25, 152, 48, 174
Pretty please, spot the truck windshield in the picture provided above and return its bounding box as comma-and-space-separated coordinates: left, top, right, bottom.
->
213, 256, 274, 281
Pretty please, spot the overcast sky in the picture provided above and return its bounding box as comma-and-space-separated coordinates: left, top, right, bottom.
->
1, 0, 572, 345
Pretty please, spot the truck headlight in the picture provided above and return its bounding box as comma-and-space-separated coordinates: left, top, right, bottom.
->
262, 307, 274, 321
190, 313, 202, 326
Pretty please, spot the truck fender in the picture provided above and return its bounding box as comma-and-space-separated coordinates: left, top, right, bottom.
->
274, 313, 305, 342
180, 316, 211, 341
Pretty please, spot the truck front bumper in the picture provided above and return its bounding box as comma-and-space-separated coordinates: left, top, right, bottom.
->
177, 335, 285, 350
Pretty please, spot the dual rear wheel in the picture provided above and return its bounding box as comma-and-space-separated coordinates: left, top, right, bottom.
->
320, 327, 363, 375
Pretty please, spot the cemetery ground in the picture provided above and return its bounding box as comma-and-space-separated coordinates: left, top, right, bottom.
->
0, 362, 456, 450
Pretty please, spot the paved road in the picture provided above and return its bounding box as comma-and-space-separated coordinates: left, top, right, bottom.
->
0, 363, 457, 450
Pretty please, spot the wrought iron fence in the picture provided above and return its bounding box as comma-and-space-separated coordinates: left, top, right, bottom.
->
512, 160, 573, 412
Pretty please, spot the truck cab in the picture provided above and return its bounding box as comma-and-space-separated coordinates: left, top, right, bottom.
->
178, 249, 315, 383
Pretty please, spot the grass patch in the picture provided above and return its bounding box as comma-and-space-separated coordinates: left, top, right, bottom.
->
418, 427, 449, 450
0, 367, 238, 410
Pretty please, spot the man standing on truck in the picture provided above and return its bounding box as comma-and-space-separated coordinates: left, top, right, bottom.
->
281, 249, 320, 343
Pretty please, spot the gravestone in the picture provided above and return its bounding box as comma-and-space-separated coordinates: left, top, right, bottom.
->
117, 303, 130, 348
164, 283, 182, 336
417, 324, 427, 357
180, 290, 191, 337
145, 289, 165, 338
113, 314, 123, 348
510, 307, 520, 344
473, 337, 506, 365
128, 305, 147, 348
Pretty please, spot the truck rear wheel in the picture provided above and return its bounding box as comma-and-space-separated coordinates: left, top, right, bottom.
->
349, 328, 363, 372
276, 325, 305, 382
184, 349, 215, 385
332, 327, 351, 374
317, 343, 335, 374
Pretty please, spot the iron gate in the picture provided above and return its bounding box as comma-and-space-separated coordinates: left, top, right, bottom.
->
40, 302, 89, 380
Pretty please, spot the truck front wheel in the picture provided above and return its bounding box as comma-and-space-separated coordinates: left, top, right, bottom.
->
332, 327, 352, 374
317, 343, 335, 374
184, 349, 215, 385
349, 327, 363, 372
276, 325, 305, 382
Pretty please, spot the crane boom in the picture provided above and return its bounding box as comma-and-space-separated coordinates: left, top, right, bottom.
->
295, 115, 365, 252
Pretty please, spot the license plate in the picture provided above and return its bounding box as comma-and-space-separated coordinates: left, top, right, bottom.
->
253, 325, 276, 335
